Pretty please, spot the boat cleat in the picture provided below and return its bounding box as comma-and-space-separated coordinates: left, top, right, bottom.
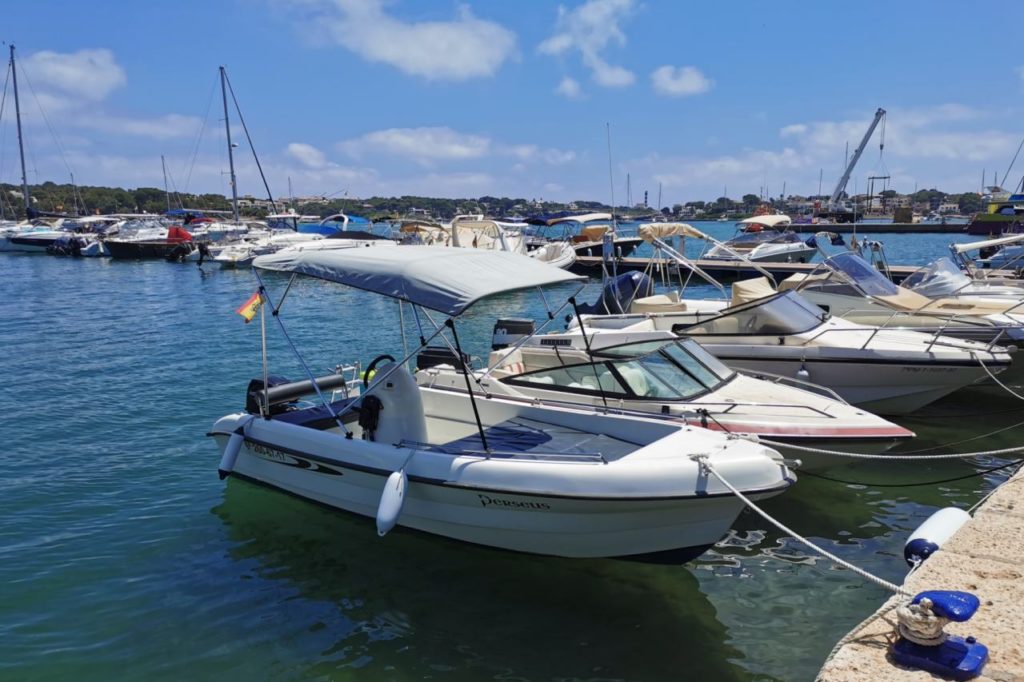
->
891, 590, 988, 681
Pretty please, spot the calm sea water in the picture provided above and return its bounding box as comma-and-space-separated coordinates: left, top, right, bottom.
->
1, 224, 1019, 681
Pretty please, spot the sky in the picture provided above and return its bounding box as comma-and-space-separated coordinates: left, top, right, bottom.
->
2, 0, 1023, 207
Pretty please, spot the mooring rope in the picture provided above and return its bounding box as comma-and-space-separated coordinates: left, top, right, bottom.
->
695, 456, 910, 596
754, 436, 1024, 461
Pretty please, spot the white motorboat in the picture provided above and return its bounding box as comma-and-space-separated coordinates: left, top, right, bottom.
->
526, 213, 643, 259
785, 252, 1024, 350
416, 328, 914, 470
213, 231, 325, 268
0, 224, 66, 252
565, 225, 1014, 414
705, 215, 817, 263
527, 239, 577, 270
572, 281, 1012, 414
210, 247, 794, 560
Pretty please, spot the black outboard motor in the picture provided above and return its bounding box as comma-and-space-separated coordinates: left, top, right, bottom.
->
576, 271, 654, 315
492, 318, 535, 350
416, 346, 469, 371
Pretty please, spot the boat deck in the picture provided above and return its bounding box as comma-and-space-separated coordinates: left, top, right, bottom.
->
428, 417, 636, 461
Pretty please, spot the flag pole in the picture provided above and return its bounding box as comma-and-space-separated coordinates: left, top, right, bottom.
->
259, 288, 269, 418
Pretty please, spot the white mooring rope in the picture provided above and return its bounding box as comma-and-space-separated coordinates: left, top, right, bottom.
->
753, 436, 1024, 461
698, 456, 987, 663
695, 456, 910, 596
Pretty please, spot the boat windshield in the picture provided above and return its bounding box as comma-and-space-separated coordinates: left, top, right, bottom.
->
902, 258, 972, 297
725, 230, 800, 247
677, 291, 826, 336
823, 253, 901, 296
506, 338, 730, 400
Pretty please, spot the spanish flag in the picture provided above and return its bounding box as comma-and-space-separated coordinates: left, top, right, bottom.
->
236, 291, 264, 323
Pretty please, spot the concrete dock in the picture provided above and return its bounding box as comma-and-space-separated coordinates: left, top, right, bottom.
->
817, 467, 1024, 681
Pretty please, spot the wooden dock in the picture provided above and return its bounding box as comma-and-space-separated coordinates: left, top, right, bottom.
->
571, 257, 923, 283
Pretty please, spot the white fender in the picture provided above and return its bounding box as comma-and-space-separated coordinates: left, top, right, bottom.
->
904, 507, 970, 566
376, 469, 407, 536
218, 416, 255, 480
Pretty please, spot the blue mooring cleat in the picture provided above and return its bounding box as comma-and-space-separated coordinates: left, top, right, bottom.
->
891, 591, 989, 681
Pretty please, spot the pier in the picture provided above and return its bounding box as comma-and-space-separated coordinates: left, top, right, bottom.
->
790, 223, 968, 234
817, 467, 1024, 681
571, 257, 926, 283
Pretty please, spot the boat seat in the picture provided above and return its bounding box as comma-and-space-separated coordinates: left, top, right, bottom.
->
730, 277, 777, 305
365, 363, 428, 445
616, 365, 650, 396
271, 397, 360, 431
487, 347, 526, 377
631, 293, 688, 313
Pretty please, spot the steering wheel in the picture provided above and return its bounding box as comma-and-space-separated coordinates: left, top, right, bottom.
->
364, 354, 396, 388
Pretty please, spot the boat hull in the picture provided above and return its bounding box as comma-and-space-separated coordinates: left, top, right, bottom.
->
106, 239, 189, 260
718, 351, 998, 415
210, 412, 790, 559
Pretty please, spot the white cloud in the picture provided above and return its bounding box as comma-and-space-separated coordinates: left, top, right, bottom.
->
650, 65, 712, 97
339, 126, 575, 166
287, 0, 516, 81
555, 76, 583, 99
286, 142, 329, 169
20, 48, 126, 102
539, 0, 636, 88
75, 113, 202, 139
341, 127, 492, 163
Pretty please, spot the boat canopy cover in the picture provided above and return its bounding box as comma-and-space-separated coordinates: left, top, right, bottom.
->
253, 245, 584, 316
731, 276, 778, 306
951, 233, 1024, 254
738, 215, 792, 229
637, 222, 706, 243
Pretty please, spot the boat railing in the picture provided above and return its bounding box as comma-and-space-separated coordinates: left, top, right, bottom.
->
801, 315, 992, 353
396, 439, 608, 464
733, 369, 848, 404
328, 362, 363, 401
837, 306, 1016, 353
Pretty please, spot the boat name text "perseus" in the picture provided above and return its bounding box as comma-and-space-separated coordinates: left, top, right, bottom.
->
477, 494, 551, 510
539, 338, 572, 347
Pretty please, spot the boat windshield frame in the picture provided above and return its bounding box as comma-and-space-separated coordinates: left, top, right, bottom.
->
502, 338, 733, 401
673, 290, 828, 337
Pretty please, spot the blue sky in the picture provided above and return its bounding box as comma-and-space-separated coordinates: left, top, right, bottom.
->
3, 0, 1023, 206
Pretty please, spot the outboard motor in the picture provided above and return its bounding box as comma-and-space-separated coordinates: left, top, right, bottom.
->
492, 318, 535, 350
417, 346, 468, 371
577, 271, 655, 315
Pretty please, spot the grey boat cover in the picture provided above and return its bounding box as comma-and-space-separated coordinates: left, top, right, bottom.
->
253, 245, 584, 316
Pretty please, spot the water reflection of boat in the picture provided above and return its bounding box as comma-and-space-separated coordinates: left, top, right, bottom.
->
212, 479, 747, 680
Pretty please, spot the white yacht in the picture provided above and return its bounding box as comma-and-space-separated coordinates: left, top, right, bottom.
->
210, 247, 794, 560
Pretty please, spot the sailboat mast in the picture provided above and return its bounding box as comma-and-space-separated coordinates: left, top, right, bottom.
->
10, 45, 31, 215
161, 155, 171, 211
219, 66, 239, 223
